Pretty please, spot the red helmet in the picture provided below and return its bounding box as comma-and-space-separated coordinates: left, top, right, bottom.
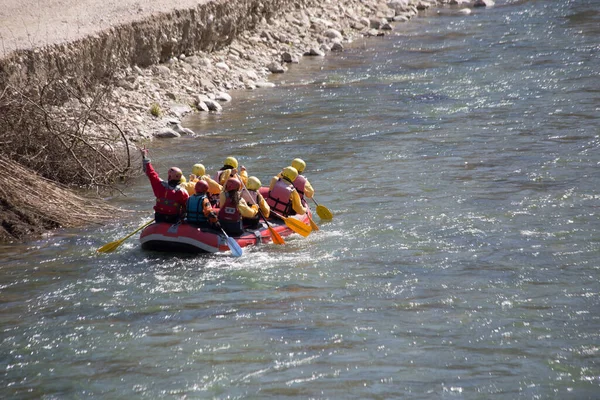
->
167, 167, 182, 181
225, 177, 241, 192
195, 180, 209, 194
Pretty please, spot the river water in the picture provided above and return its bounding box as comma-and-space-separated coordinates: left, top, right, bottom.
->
2, 0, 599, 398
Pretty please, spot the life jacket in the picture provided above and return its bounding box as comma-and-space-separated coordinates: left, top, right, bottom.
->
241, 189, 258, 206
218, 192, 243, 235
214, 169, 228, 185
267, 179, 294, 216
155, 182, 185, 215
186, 194, 209, 224
218, 193, 242, 223
293, 175, 307, 201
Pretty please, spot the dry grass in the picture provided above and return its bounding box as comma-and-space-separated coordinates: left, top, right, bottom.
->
0, 155, 124, 242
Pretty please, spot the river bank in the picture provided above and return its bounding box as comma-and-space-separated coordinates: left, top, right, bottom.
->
0, 0, 486, 242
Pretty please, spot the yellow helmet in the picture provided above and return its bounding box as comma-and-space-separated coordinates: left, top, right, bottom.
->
191, 163, 205, 176
223, 156, 238, 169
247, 176, 261, 191
179, 176, 187, 184
291, 158, 306, 174
281, 166, 298, 182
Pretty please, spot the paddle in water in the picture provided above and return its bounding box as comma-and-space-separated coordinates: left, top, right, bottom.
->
220, 228, 243, 257
311, 197, 333, 220
270, 211, 312, 237
97, 219, 154, 253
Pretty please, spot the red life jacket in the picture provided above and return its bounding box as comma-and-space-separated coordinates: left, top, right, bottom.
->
267, 179, 294, 215
218, 193, 241, 222
154, 181, 186, 215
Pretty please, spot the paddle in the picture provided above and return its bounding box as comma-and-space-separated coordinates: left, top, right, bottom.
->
240, 182, 285, 245
270, 211, 312, 238
311, 197, 333, 220
220, 227, 243, 257
97, 219, 154, 253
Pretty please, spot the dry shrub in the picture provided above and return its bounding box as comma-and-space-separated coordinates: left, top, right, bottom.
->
0, 72, 138, 190
0, 70, 139, 241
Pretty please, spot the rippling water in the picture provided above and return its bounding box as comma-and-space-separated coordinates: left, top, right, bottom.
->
2, 1, 599, 398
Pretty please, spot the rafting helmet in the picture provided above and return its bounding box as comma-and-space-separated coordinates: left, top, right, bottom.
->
192, 163, 205, 176
291, 158, 306, 174
195, 180, 209, 194
247, 176, 261, 191
225, 177, 241, 192
167, 167, 183, 181
281, 166, 298, 182
223, 156, 238, 169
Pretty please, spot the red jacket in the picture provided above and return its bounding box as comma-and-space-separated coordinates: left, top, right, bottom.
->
144, 161, 189, 216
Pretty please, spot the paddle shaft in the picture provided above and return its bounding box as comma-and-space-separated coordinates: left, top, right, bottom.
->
240, 181, 285, 245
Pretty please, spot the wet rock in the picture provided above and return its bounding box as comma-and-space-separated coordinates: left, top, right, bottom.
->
203, 99, 223, 112
267, 62, 286, 73
331, 42, 344, 52
195, 98, 210, 112
474, 0, 495, 6
305, 47, 325, 56
173, 124, 195, 135
255, 81, 276, 88
215, 92, 232, 102
281, 52, 300, 63
155, 128, 181, 138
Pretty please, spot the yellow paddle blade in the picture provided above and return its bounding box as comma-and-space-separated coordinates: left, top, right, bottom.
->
316, 204, 333, 220
96, 239, 124, 253
283, 216, 312, 237
97, 219, 154, 253
267, 224, 285, 245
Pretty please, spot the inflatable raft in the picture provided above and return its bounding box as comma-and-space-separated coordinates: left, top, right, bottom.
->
139, 209, 312, 254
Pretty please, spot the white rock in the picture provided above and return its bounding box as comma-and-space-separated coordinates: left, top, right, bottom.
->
323, 28, 343, 40
255, 81, 276, 88
215, 92, 232, 102
246, 70, 259, 80
215, 62, 230, 71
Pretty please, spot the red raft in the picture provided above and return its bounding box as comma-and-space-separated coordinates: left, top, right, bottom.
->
139, 209, 312, 254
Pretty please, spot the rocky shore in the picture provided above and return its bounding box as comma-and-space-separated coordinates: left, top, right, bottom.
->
0, 0, 492, 242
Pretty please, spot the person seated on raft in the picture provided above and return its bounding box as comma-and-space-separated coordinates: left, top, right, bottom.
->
183, 163, 222, 203
214, 156, 248, 187
267, 166, 306, 218
290, 158, 315, 204
218, 177, 259, 236
185, 180, 220, 230
241, 176, 270, 229
140, 147, 189, 224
